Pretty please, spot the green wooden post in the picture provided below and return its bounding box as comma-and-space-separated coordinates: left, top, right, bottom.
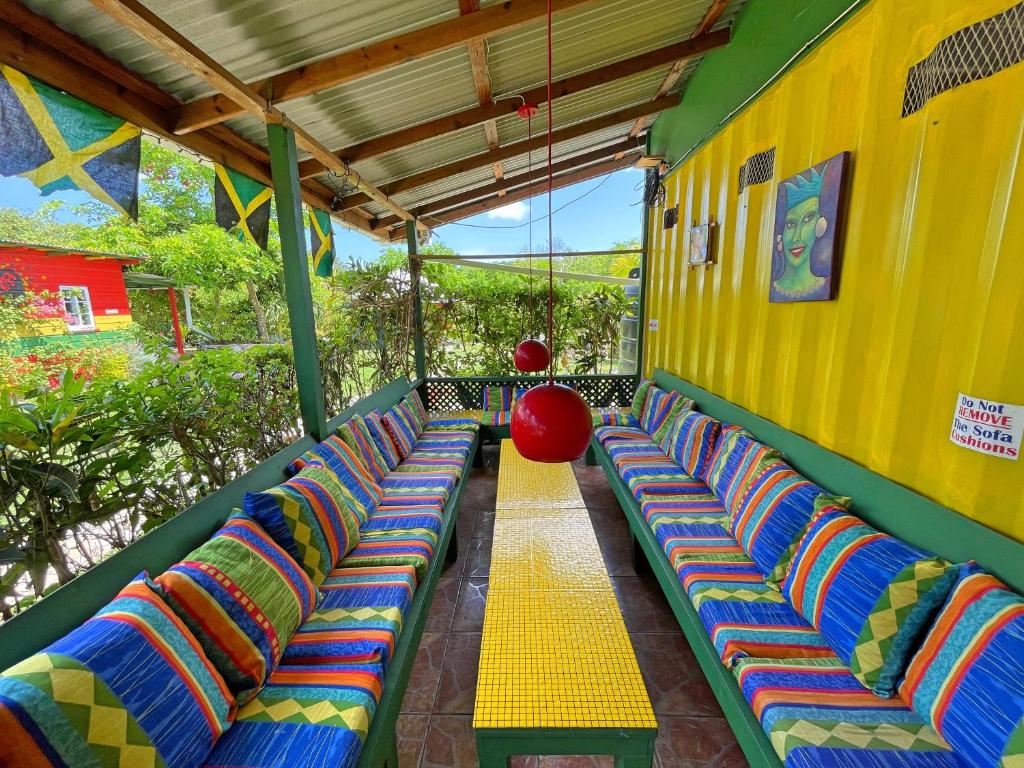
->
634, 140, 653, 380
267, 123, 328, 440
407, 219, 427, 383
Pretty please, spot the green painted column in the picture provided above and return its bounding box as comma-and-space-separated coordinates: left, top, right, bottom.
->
267, 123, 328, 440
634, 148, 653, 380
406, 220, 427, 383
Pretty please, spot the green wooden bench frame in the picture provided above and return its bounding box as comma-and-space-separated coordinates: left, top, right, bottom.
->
0, 375, 479, 768
587, 367, 1024, 768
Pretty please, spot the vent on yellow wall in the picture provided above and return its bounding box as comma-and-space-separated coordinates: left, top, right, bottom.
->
737, 147, 776, 193
903, 1, 1024, 116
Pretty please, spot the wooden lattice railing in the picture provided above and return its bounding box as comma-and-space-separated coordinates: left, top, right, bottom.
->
424, 374, 637, 410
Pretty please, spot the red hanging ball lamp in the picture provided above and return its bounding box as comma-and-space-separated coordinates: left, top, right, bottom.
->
511, 383, 593, 463
514, 338, 550, 373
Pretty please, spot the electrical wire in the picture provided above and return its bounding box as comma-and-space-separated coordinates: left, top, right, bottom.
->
545, 0, 554, 384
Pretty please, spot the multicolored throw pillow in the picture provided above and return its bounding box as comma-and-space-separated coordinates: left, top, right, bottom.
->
155, 511, 318, 704
406, 389, 429, 430
0, 575, 233, 768
382, 401, 420, 460
650, 396, 695, 445
703, 427, 781, 512
630, 377, 655, 421
658, 409, 720, 479
591, 407, 638, 427
365, 409, 401, 471
900, 563, 1024, 768
245, 462, 363, 585
288, 434, 382, 520
338, 413, 389, 483
639, 386, 684, 436
730, 455, 834, 584
783, 500, 958, 697
482, 385, 519, 412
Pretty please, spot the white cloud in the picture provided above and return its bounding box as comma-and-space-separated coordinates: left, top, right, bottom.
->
487, 201, 529, 221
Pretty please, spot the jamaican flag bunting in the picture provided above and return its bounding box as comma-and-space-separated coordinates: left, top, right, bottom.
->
309, 208, 336, 278
214, 163, 273, 250
0, 65, 141, 218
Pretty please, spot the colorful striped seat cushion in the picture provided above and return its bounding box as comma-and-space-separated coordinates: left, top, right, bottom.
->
734, 656, 958, 768
426, 410, 482, 431
378, 472, 455, 507
414, 431, 474, 455
405, 389, 429, 431
638, 385, 685, 436
630, 377, 656, 421
287, 434, 383, 521
783, 501, 958, 697
155, 511, 318, 704
730, 455, 834, 584
0, 575, 233, 768
337, 507, 442, 579
393, 451, 466, 479
704, 425, 780, 506
481, 385, 514, 411
606, 439, 662, 467
485, 410, 512, 427
281, 565, 417, 669
591, 406, 641, 427
382, 401, 421, 460
594, 425, 649, 447
649, 396, 695, 446
364, 409, 401, 471
658, 410, 721, 479
899, 564, 1024, 768
245, 462, 363, 585
614, 455, 712, 500
677, 551, 787, 608
203, 663, 382, 768
338, 414, 390, 483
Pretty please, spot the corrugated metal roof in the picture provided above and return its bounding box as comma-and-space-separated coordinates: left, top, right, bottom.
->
17, 0, 747, 237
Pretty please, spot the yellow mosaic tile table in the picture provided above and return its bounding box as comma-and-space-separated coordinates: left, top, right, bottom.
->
473, 441, 658, 767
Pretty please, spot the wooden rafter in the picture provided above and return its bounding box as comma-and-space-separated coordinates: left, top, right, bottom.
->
86, 0, 426, 234
0, 2, 379, 238
335, 98, 671, 209
373, 140, 636, 228
622, 0, 732, 149
459, 0, 506, 194
388, 153, 641, 236
298, 28, 730, 176
171, 0, 600, 134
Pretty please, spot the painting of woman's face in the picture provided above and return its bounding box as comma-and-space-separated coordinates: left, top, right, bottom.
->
782, 196, 820, 270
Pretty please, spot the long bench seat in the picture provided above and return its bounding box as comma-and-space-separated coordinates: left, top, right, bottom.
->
0, 378, 476, 768
590, 369, 1024, 768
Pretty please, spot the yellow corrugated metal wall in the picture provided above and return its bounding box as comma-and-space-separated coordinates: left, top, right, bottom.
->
644, 0, 1024, 541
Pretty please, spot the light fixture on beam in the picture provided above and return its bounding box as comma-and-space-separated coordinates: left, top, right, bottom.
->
633, 154, 665, 169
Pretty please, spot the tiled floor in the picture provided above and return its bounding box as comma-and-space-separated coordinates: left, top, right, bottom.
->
398, 445, 749, 768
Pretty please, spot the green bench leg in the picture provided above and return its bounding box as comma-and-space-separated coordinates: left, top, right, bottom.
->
615, 756, 653, 768
446, 519, 459, 564
631, 530, 651, 575
473, 443, 485, 468
476, 735, 507, 768
585, 443, 598, 465
382, 730, 399, 768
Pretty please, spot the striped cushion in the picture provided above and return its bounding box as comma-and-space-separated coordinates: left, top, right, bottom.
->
704, 426, 780, 505
649, 396, 695, 445
630, 377, 655, 421
204, 664, 382, 768
393, 451, 466, 479
281, 565, 417, 669
482, 385, 514, 411
731, 456, 832, 584
382, 402, 420, 460
338, 524, 439, 580
594, 425, 649, 446
591, 407, 641, 427
639, 386, 684, 436
338, 414, 389, 483
900, 564, 1024, 768
245, 463, 362, 585
379, 471, 456, 507
783, 500, 957, 697
365, 409, 401, 471
405, 389, 429, 430
659, 410, 720, 479
734, 657, 958, 768
155, 511, 318, 704
289, 434, 382, 521
426, 412, 481, 431
486, 410, 512, 427
677, 552, 787, 608
414, 431, 474, 454
0, 575, 233, 768
620, 463, 710, 500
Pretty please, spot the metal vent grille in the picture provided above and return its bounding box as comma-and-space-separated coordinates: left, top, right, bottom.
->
663, 205, 679, 230
737, 148, 776, 193
903, 2, 1024, 116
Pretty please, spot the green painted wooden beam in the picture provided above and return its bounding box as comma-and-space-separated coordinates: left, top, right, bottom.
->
268, 123, 328, 440
407, 220, 427, 382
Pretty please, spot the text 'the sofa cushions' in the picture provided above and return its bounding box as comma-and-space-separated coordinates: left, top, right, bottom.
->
245, 462, 363, 585
0, 575, 233, 768
900, 564, 1024, 768
155, 511, 318, 704
783, 500, 958, 697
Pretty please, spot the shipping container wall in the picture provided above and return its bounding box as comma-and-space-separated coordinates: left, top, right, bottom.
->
644, 0, 1024, 541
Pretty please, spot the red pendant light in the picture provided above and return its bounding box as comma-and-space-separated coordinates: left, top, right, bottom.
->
514, 338, 550, 373
511, 0, 593, 463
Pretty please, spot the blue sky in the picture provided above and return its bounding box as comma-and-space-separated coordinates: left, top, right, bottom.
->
0, 166, 644, 259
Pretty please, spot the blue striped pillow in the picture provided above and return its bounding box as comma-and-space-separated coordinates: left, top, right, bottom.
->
704, 427, 780, 512
660, 410, 721, 479
365, 410, 401, 470
639, 386, 683, 435
382, 402, 419, 460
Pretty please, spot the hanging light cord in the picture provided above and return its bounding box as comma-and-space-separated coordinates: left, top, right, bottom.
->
526, 103, 535, 336
545, 0, 554, 385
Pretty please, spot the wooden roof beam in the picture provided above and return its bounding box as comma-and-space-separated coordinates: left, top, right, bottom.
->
171, 0, 600, 135
372, 139, 636, 228
0, 3, 380, 238
335, 97, 670, 209
298, 27, 729, 176
87, 0, 425, 234
459, 0, 506, 192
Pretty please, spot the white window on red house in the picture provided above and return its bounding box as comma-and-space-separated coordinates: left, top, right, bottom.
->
60, 286, 95, 331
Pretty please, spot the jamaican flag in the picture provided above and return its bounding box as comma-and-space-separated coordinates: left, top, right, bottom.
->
0, 65, 141, 218
214, 163, 272, 250
309, 208, 336, 278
